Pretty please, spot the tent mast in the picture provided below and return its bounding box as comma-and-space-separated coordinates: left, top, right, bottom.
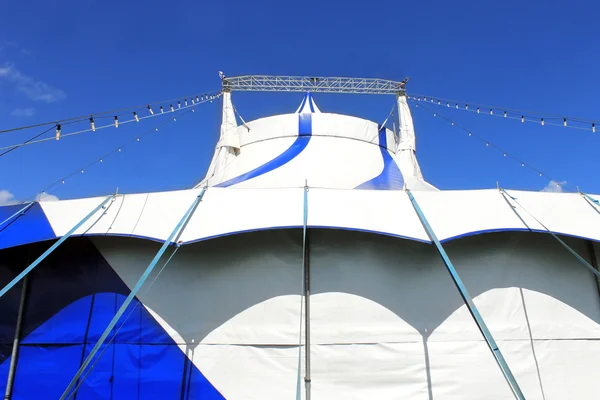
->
302, 181, 311, 400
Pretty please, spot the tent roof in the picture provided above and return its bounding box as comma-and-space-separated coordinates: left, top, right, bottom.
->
2, 188, 599, 251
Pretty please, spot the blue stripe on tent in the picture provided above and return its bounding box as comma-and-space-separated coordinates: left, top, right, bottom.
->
0, 203, 56, 250
0, 238, 224, 399
297, 93, 308, 113
355, 126, 404, 190
215, 113, 312, 187
308, 93, 315, 113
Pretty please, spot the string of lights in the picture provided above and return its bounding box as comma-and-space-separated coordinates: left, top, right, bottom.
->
0, 92, 221, 153
0, 90, 221, 136
410, 99, 566, 190
407, 93, 598, 133
21, 93, 221, 204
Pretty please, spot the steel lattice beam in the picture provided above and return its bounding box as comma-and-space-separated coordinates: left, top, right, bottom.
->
222, 75, 407, 95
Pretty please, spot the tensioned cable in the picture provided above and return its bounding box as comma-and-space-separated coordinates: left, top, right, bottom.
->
12, 93, 221, 205
365, 99, 397, 145
0, 92, 222, 152
500, 188, 600, 279
411, 99, 566, 189
407, 92, 599, 126
0, 126, 55, 158
0, 90, 220, 135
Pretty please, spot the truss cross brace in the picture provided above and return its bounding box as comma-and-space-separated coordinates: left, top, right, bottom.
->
222, 75, 407, 95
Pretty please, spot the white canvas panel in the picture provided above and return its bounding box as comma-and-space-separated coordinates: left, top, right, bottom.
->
41, 195, 118, 237
398, 95, 416, 151
99, 192, 156, 237
94, 230, 600, 399
427, 339, 545, 400
310, 342, 429, 400
310, 292, 420, 344
230, 136, 385, 190
238, 113, 299, 147
504, 190, 600, 241
308, 188, 428, 242
192, 345, 300, 400
206, 137, 297, 186
311, 113, 391, 150
429, 287, 530, 342
443, 233, 600, 340
516, 236, 600, 339
129, 189, 201, 242
534, 340, 600, 400
180, 187, 304, 243
411, 189, 528, 241
94, 230, 304, 345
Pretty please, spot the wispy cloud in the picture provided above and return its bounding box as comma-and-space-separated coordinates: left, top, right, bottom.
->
0, 40, 30, 56
0, 63, 65, 103
541, 180, 567, 193
36, 192, 59, 202
0, 189, 18, 205
0, 189, 59, 206
11, 107, 35, 117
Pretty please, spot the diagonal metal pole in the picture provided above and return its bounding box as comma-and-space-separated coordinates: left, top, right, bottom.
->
580, 191, 600, 206
0, 195, 113, 299
0, 202, 35, 231
407, 190, 526, 400
3, 274, 29, 400
59, 187, 207, 400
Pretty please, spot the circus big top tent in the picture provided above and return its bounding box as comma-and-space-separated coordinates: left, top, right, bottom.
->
1, 75, 600, 400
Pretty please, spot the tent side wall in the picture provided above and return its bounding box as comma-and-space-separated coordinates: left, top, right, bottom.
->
1, 231, 600, 399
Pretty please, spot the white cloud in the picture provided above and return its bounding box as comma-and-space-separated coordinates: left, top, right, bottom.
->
0, 62, 65, 103
11, 107, 35, 117
0, 189, 59, 206
36, 192, 59, 202
541, 180, 567, 193
0, 189, 18, 205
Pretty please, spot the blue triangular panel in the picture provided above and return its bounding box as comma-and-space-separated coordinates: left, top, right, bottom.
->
0, 238, 225, 399
0, 203, 56, 250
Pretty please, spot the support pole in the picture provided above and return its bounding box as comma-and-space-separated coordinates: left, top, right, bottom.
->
60, 187, 207, 400
407, 190, 526, 400
0, 196, 113, 299
587, 242, 600, 300
580, 191, 600, 212
3, 275, 29, 400
0, 202, 35, 231
302, 183, 311, 400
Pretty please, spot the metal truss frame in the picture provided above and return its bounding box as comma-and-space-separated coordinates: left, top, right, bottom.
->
222, 75, 406, 95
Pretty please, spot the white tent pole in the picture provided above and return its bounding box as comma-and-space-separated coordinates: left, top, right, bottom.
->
302, 181, 311, 400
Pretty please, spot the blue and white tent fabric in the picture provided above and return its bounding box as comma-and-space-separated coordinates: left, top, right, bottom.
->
2, 92, 600, 399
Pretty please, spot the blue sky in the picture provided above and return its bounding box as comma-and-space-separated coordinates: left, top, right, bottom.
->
0, 0, 598, 203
